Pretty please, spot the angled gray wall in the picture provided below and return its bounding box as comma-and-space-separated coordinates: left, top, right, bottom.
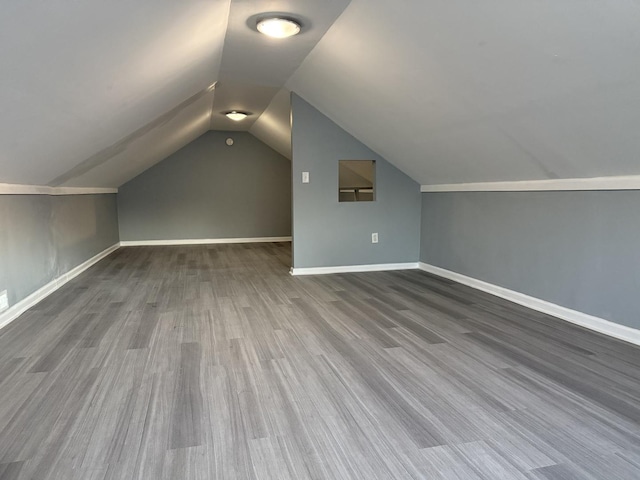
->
420, 191, 640, 329
291, 94, 421, 268
0, 194, 119, 309
117, 131, 292, 242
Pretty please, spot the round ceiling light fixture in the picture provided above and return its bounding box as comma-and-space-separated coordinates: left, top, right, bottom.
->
225, 111, 249, 121
256, 17, 301, 38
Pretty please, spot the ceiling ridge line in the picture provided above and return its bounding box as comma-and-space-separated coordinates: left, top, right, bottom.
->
47, 84, 217, 188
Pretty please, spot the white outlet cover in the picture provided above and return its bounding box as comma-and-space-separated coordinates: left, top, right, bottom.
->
372, 233, 379, 243
302, 172, 310, 183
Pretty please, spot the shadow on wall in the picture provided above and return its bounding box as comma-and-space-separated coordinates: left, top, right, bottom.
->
0, 194, 119, 307
54, 197, 97, 246
53, 195, 119, 275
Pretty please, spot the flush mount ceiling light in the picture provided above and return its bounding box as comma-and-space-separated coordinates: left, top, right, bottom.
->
225, 111, 249, 121
256, 17, 301, 38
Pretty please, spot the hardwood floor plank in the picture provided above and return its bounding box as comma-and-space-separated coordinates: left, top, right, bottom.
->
0, 242, 639, 479
0, 461, 24, 480
169, 342, 204, 450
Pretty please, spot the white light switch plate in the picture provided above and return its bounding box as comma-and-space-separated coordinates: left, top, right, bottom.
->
302, 172, 310, 184
0, 290, 8, 313
372, 233, 379, 243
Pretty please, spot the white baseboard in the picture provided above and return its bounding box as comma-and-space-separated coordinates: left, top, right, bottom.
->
419, 262, 640, 347
290, 262, 419, 276
0, 243, 120, 331
120, 237, 292, 246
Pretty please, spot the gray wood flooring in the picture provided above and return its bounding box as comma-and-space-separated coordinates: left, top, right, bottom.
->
1, 243, 639, 479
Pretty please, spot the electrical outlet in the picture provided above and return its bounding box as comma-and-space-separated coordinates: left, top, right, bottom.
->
371, 233, 379, 244
0, 290, 8, 313
302, 171, 310, 183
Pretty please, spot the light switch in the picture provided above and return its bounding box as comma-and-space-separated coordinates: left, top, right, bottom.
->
302, 172, 310, 183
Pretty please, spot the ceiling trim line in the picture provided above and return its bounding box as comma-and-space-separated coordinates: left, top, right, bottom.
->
421, 175, 640, 193
0, 183, 117, 195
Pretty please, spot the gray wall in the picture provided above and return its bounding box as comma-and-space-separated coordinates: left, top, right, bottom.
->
421, 191, 640, 329
291, 94, 421, 268
0, 194, 119, 308
118, 131, 292, 241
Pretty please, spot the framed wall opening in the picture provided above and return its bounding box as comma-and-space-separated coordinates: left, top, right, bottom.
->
338, 160, 376, 202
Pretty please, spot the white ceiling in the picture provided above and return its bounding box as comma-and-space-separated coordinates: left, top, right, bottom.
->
288, 0, 640, 185
2, 0, 640, 188
58, 88, 215, 188
249, 88, 292, 159
0, 0, 230, 187
209, 0, 350, 142
0, 0, 348, 187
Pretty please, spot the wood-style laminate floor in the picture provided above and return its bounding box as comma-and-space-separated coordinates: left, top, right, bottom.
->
1, 243, 639, 479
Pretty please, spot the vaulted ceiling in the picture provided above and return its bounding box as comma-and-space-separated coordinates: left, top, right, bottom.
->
2, 0, 640, 188
288, 0, 640, 186
0, 1, 228, 187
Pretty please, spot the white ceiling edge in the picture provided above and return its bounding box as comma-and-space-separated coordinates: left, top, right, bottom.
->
248, 88, 292, 159
0, 183, 116, 195
421, 175, 640, 192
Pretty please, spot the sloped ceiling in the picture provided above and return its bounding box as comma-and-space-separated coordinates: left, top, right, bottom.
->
249, 88, 292, 159
2, 0, 640, 188
0, 0, 230, 187
0, 0, 348, 187
57, 87, 216, 188
209, 0, 350, 143
288, 0, 640, 185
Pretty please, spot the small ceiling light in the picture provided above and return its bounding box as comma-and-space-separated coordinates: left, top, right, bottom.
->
225, 111, 248, 121
256, 17, 301, 38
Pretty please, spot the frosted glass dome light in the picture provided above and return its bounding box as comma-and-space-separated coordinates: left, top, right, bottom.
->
225, 111, 248, 121
257, 17, 301, 38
